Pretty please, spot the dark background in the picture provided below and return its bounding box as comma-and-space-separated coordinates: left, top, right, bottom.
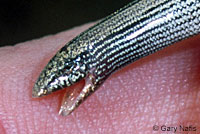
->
0, 0, 131, 47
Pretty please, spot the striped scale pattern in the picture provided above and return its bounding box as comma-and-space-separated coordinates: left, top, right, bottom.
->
85, 0, 200, 86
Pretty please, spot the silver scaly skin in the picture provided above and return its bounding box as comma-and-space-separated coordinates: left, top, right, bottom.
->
33, 0, 200, 116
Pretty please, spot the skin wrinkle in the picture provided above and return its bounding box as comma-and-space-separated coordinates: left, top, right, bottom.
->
81, 97, 103, 133
143, 87, 157, 130
0, 22, 200, 133
25, 109, 33, 134
115, 76, 134, 133
96, 95, 117, 132
0, 91, 7, 134
83, 92, 110, 133
0, 119, 6, 134
105, 75, 140, 132
45, 106, 52, 133
0, 79, 5, 134
71, 113, 82, 134
78, 104, 93, 133
14, 108, 20, 134
78, 97, 101, 133
177, 92, 200, 121
117, 76, 141, 133
94, 94, 115, 132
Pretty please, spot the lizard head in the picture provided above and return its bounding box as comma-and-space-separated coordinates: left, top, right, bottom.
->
32, 44, 89, 98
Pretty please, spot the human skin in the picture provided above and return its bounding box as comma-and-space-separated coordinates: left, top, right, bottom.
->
0, 22, 200, 134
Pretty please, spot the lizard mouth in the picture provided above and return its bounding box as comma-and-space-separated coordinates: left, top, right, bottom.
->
59, 73, 95, 116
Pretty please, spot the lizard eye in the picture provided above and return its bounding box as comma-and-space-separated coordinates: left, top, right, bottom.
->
64, 62, 74, 71
65, 63, 72, 70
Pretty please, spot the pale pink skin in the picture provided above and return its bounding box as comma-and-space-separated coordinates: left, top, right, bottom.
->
0, 22, 200, 134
